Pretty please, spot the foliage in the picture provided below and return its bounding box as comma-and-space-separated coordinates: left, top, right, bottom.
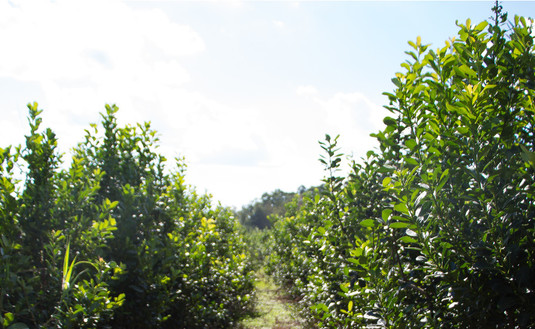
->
239, 187, 323, 272
1, 103, 254, 328
242, 228, 273, 270
2, 4, 534, 329
268, 8, 535, 328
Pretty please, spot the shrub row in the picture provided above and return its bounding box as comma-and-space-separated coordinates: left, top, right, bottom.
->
267, 11, 535, 328
1, 104, 254, 328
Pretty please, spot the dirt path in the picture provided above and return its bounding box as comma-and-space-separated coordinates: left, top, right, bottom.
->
238, 271, 306, 329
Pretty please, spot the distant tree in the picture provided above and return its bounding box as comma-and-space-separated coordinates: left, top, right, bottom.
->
238, 188, 321, 229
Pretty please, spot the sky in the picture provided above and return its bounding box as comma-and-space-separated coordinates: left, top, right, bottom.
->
0, 0, 533, 209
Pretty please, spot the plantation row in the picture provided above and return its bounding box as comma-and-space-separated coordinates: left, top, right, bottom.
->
1, 104, 254, 328
266, 10, 535, 328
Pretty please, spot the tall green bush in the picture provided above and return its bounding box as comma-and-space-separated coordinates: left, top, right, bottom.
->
268, 7, 534, 328
1, 103, 124, 329
1, 103, 254, 329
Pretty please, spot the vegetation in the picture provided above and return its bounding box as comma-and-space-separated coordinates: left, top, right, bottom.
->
237, 187, 320, 230
2, 4, 534, 329
267, 6, 535, 328
1, 104, 254, 329
238, 270, 304, 329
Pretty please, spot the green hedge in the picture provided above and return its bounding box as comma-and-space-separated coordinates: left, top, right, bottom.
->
1, 104, 254, 329
268, 9, 535, 328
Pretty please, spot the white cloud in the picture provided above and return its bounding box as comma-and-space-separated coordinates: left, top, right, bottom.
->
0, 0, 205, 86
297, 89, 388, 163
191, 90, 388, 207
296, 85, 318, 96
273, 20, 285, 29
0, 0, 205, 153
0, 0, 389, 209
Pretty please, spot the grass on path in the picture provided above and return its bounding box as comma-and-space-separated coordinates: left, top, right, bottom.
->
238, 271, 306, 329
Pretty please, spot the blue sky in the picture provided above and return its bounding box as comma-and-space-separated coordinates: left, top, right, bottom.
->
1, 0, 533, 208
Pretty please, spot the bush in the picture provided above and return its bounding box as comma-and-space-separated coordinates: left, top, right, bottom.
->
1, 103, 254, 329
268, 8, 535, 328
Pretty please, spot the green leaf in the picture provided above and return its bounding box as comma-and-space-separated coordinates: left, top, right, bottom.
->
3, 313, 14, 327
350, 247, 363, 257
62, 242, 70, 283
347, 258, 359, 265
383, 116, 397, 126
474, 21, 488, 32
62, 242, 78, 291
423, 132, 435, 141
446, 102, 475, 120
394, 203, 409, 215
457, 126, 469, 135
439, 168, 450, 182
428, 146, 440, 155
359, 219, 376, 228
392, 77, 402, 88
381, 209, 392, 222
437, 169, 450, 190
399, 236, 418, 244
392, 215, 407, 222
405, 139, 417, 150
405, 157, 419, 166
389, 222, 410, 229
441, 242, 453, 250
520, 145, 535, 167
458, 64, 477, 78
